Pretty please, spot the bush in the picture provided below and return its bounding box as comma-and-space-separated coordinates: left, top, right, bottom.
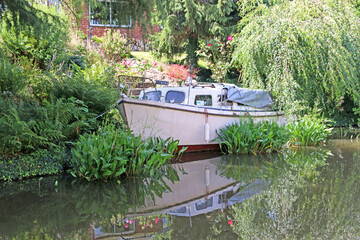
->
0, 97, 90, 154
101, 30, 131, 61
0, 3, 69, 69
165, 64, 199, 84
51, 70, 118, 117
69, 123, 185, 181
217, 119, 289, 155
0, 51, 26, 96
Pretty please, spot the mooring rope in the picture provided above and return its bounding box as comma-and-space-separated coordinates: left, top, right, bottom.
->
84, 99, 122, 123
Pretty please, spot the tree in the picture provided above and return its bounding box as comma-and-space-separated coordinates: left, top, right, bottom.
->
232, 0, 360, 124
150, 0, 239, 66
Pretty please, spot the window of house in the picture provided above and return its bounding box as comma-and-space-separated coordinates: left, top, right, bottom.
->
144, 91, 162, 101
194, 95, 212, 106
89, 0, 131, 27
165, 91, 185, 103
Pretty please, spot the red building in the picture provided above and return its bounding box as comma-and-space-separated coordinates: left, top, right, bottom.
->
79, 2, 159, 50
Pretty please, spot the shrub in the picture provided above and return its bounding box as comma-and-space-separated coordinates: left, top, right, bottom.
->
0, 51, 26, 96
69, 123, 185, 181
51, 70, 118, 117
0, 3, 69, 69
0, 97, 90, 154
165, 64, 199, 83
101, 30, 131, 61
287, 116, 332, 146
217, 119, 289, 155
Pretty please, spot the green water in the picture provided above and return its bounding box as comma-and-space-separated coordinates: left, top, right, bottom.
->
0, 139, 359, 239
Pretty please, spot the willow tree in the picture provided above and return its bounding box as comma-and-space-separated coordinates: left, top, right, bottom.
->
233, 0, 360, 123
151, 0, 238, 66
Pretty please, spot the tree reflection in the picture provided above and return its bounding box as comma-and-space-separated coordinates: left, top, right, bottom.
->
229, 147, 360, 239
0, 164, 180, 239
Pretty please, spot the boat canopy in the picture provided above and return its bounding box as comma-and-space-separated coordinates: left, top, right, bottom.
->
225, 85, 274, 108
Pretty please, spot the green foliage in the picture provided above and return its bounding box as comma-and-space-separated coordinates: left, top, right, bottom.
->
101, 30, 131, 61
0, 149, 65, 181
196, 36, 234, 82
287, 116, 333, 146
51, 69, 118, 117
69, 123, 186, 181
0, 3, 69, 69
217, 119, 289, 155
91, 35, 104, 44
0, 50, 26, 95
0, 97, 90, 154
151, 0, 238, 64
217, 116, 333, 155
233, 0, 360, 121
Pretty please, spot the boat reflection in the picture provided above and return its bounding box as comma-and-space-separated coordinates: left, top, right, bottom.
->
93, 156, 270, 239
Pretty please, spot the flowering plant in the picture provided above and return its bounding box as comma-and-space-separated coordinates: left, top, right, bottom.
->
165, 64, 199, 85
102, 30, 131, 61
116, 59, 152, 77
196, 36, 233, 82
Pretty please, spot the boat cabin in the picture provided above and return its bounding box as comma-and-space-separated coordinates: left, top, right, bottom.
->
138, 83, 274, 111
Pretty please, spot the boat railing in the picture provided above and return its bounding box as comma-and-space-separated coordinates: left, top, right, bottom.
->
117, 75, 168, 98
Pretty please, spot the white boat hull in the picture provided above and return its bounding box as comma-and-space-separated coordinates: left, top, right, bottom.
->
117, 97, 286, 151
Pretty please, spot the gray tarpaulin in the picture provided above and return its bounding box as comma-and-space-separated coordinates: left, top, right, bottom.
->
226, 85, 274, 108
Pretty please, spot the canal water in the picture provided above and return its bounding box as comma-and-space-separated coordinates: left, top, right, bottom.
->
0, 139, 359, 239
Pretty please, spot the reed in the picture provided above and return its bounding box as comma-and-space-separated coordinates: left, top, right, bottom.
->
69, 123, 185, 181
216, 119, 289, 155
287, 116, 332, 146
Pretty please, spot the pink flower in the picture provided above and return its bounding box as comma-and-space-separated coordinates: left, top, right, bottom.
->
228, 220, 233, 225
125, 224, 129, 228
117, 74, 121, 77
142, 60, 146, 64
125, 219, 129, 223
129, 220, 133, 224
207, 43, 212, 47
228, 36, 233, 41
126, 50, 129, 52
101, 50, 104, 53
153, 61, 157, 66
100, 47, 102, 50
155, 217, 159, 223
122, 70, 126, 73
122, 60, 126, 65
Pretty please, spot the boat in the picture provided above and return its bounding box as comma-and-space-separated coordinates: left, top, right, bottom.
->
117, 81, 285, 152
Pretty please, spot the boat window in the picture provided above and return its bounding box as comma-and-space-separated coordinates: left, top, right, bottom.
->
144, 91, 162, 101
165, 91, 185, 103
195, 198, 213, 211
194, 95, 212, 106
170, 206, 187, 214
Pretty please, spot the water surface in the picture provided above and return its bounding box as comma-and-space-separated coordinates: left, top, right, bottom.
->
0, 139, 359, 239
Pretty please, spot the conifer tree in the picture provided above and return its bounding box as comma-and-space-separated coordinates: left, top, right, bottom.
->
151, 0, 239, 66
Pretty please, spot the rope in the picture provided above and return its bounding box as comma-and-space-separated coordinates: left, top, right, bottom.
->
85, 99, 122, 123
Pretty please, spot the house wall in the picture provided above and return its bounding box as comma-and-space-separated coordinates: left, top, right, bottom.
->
79, 4, 160, 50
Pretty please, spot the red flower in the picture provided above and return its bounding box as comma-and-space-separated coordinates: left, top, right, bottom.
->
207, 43, 212, 47
228, 36, 233, 41
228, 220, 233, 225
